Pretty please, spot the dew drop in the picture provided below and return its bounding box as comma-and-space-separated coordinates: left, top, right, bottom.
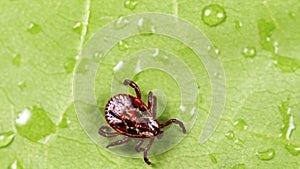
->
27, 22, 41, 34
124, 0, 138, 10
118, 40, 129, 51
285, 144, 300, 156
202, 4, 227, 27
0, 131, 15, 148
256, 148, 275, 161
152, 48, 159, 57
242, 47, 256, 58
225, 130, 235, 140
278, 98, 296, 140
233, 119, 248, 130
64, 58, 76, 74
137, 17, 155, 35
58, 113, 71, 128
15, 106, 56, 143
12, 54, 21, 67
72, 22, 83, 34
209, 154, 218, 164
235, 20, 243, 29
17, 81, 26, 89
234, 138, 244, 147
113, 61, 124, 72
114, 16, 129, 29
8, 160, 23, 169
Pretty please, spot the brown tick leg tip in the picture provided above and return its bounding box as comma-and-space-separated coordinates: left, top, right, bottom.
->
144, 158, 151, 165
123, 79, 130, 85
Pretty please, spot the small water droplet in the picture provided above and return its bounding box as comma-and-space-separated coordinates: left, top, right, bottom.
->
179, 105, 186, 112
118, 40, 129, 50
152, 48, 159, 57
232, 163, 246, 169
64, 58, 76, 74
242, 47, 256, 58
15, 106, 56, 143
209, 154, 218, 164
225, 130, 235, 140
58, 114, 71, 128
113, 61, 124, 72
17, 81, 26, 89
235, 20, 243, 29
256, 148, 275, 161
114, 16, 129, 29
72, 22, 83, 34
27, 22, 41, 34
124, 0, 138, 10
8, 160, 23, 169
233, 119, 248, 130
202, 4, 227, 27
12, 54, 21, 66
137, 17, 155, 35
0, 131, 15, 148
285, 144, 300, 156
234, 138, 244, 147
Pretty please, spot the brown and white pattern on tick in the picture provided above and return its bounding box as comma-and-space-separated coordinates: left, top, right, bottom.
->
98, 79, 186, 165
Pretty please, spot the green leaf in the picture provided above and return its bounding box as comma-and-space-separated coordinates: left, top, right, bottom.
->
1, 0, 300, 169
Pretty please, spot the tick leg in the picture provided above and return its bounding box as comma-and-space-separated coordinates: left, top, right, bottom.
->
147, 91, 153, 110
123, 79, 141, 99
152, 95, 157, 118
135, 138, 146, 152
160, 119, 186, 134
106, 137, 132, 148
98, 126, 120, 137
144, 138, 155, 165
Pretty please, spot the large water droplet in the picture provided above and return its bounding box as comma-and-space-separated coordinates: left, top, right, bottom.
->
209, 154, 218, 164
285, 144, 300, 156
278, 97, 296, 140
0, 131, 15, 148
72, 22, 83, 34
202, 4, 226, 26
137, 17, 155, 35
233, 119, 248, 130
15, 106, 56, 143
118, 40, 129, 50
242, 47, 256, 58
256, 148, 275, 161
225, 130, 235, 140
12, 54, 21, 67
114, 16, 129, 29
64, 58, 76, 74
124, 0, 138, 10
27, 22, 41, 34
8, 160, 23, 169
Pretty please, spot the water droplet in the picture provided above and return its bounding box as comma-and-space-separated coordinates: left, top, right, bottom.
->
232, 163, 246, 169
234, 138, 244, 147
114, 16, 129, 29
0, 131, 15, 148
58, 113, 71, 128
278, 97, 296, 140
209, 154, 218, 164
15, 106, 56, 143
235, 20, 243, 29
12, 54, 21, 66
118, 40, 129, 50
258, 19, 276, 52
113, 61, 124, 72
256, 148, 275, 161
233, 119, 248, 130
285, 144, 300, 156
225, 130, 235, 140
202, 4, 227, 27
64, 58, 76, 74
137, 17, 155, 35
8, 160, 23, 169
27, 22, 41, 34
72, 22, 82, 34
152, 48, 159, 57
124, 0, 138, 10
242, 47, 256, 58
17, 81, 26, 89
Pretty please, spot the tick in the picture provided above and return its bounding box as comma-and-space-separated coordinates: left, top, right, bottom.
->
98, 79, 186, 165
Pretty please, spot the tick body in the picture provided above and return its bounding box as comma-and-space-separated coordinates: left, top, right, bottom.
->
98, 79, 186, 165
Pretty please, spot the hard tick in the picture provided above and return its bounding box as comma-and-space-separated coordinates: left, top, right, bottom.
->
98, 79, 186, 165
